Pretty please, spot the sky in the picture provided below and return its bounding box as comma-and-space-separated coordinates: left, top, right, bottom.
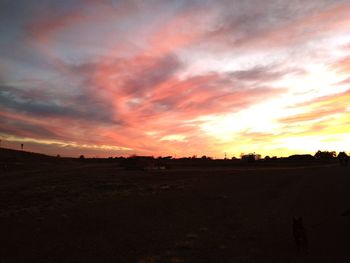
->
1, 0, 350, 158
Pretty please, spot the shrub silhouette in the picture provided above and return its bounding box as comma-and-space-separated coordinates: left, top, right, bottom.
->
287, 154, 314, 161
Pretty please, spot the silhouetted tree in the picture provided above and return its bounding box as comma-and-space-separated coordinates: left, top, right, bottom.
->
79, 155, 85, 159
337, 152, 349, 166
314, 150, 336, 160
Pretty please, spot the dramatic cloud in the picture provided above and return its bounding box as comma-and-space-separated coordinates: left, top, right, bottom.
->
1, 0, 350, 157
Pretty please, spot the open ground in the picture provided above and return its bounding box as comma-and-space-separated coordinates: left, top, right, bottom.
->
0, 149, 349, 262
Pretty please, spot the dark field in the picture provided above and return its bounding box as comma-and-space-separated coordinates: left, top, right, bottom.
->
1, 149, 349, 262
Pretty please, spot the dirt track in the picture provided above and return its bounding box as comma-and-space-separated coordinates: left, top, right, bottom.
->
1, 161, 349, 262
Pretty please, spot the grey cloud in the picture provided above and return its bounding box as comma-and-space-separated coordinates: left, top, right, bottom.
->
197, 0, 349, 51
229, 65, 287, 82
0, 85, 119, 124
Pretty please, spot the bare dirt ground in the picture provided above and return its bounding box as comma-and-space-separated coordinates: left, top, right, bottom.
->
0, 156, 349, 262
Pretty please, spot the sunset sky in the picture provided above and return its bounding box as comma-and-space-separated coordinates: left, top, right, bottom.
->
1, 0, 350, 158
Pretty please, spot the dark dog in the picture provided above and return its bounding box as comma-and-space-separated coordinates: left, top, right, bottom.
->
293, 217, 308, 252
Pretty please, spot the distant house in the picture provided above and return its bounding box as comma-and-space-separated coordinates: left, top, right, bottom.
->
241, 153, 261, 162
120, 156, 168, 170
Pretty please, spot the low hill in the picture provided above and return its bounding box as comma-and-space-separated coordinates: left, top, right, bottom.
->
0, 147, 55, 162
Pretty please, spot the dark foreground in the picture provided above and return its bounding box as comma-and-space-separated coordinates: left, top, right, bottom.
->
1, 155, 349, 262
